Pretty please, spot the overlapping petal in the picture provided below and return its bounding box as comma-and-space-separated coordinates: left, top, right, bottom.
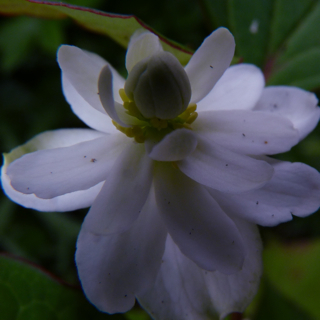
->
62, 76, 117, 133
193, 110, 299, 155
178, 137, 274, 193
2, 129, 107, 211
76, 188, 167, 314
154, 163, 246, 274
197, 64, 265, 112
146, 129, 198, 161
82, 143, 153, 234
7, 134, 127, 199
138, 218, 262, 320
185, 28, 235, 104
254, 86, 320, 140
209, 160, 320, 226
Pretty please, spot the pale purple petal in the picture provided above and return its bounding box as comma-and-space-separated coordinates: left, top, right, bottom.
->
254, 86, 320, 140
76, 189, 167, 314
1, 129, 108, 211
82, 143, 153, 234
7, 134, 127, 199
178, 137, 274, 193
197, 64, 265, 112
138, 218, 262, 319
126, 30, 163, 72
146, 129, 198, 161
62, 76, 117, 134
210, 160, 320, 226
193, 110, 299, 155
154, 163, 246, 274
185, 28, 235, 104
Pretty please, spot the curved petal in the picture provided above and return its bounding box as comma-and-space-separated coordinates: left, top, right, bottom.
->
76, 188, 167, 314
1, 129, 107, 211
193, 110, 299, 155
154, 163, 246, 274
126, 30, 163, 73
62, 76, 117, 134
209, 160, 320, 226
7, 134, 127, 199
82, 143, 153, 234
178, 137, 274, 193
146, 129, 198, 161
197, 64, 265, 112
98, 65, 131, 127
253, 86, 320, 140
185, 28, 235, 104
138, 218, 262, 320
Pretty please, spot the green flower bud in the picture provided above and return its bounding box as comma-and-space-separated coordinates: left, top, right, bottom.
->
124, 51, 191, 119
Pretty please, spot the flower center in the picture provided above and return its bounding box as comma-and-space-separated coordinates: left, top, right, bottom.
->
112, 89, 198, 143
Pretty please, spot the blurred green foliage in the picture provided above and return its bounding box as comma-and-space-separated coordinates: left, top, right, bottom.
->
0, 0, 320, 319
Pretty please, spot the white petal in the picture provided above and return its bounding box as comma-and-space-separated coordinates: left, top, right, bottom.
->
138, 219, 262, 319
154, 163, 246, 273
209, 160, 320, 226
98, 65, 130, 127
76, 189, 167, 314
82, 143, 153, 234
253, 86, 320, 140
185, 28, 235, 104
146, 129, 198, 161
7, 134, 127, 199
126, 30, 163, 73
62, 76, 117, 133
193, 110, 299, 155
178, 137, 274, 193
1, 129, 107, 211
197, 64, 265, 112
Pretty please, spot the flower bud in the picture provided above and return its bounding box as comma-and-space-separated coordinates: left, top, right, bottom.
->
124, 51, 191, 119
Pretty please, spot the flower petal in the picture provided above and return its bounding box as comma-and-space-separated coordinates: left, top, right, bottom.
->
154, 163, 246, 273
82, 143, 153, 234
146, 129, 198, 161
62, 76, 117, 133
178, 137, 274, 193
209, 160, 320, 226
1, 129, 107, 211
197, 64, 265, 112
98, 65, 131, 127
126, 30, 163, 73
76, 188, 167, 314
185, 28, 235, 104
253, 86, 320, 140
7, 134, 127, 199
193, 110, 299, 155
138, 219, 262, 320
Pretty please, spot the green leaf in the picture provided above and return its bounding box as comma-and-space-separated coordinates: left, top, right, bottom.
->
227, 0, 273, 66
0, 0, 192, 65
0, 254, 124, 320
279, 0, 320, 61
267, 47, 320, 90
268, 0, 315, 53
264, 239, 320, 319
253, 280, 314, 320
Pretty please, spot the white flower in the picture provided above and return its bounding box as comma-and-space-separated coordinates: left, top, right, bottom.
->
2, 28, 320, 319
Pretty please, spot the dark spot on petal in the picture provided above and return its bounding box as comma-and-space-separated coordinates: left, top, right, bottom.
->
210, 65, 213, 69
252, 140, 255, 143
242, 133, 246, 137
97, 92, 100, 95
168, 201, 170, 205
273, 104, 278, 108
50, 172, 53, 174
226, 164, 228, 166
232, 240, 235, 244
161, 300, 164, 304
272, 214, 274, 217
99, 282, 102, 284
108, 273, 111, 275
91, 158, 97, 162
27, 187, 30, 190
256, 201, 259, 205
124, 295, 127, 298
84, 156, 87, 158
264, 141, 268, 144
